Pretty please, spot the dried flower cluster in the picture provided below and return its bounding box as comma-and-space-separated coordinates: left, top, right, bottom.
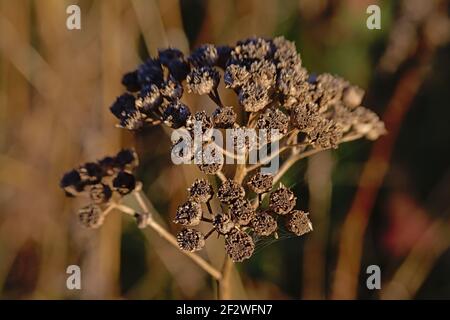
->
174, 172, 312, 262
60, 149, 138, 228
61, 36, 386, 265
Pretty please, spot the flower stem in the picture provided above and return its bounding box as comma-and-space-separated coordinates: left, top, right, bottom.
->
117, 192, 222, 280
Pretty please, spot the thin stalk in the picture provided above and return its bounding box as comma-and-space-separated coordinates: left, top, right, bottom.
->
117, 193, 222, 280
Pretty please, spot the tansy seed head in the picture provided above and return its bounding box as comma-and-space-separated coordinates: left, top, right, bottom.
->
213, 214, 235, 234
78, 204, 104, 228
225, 229, 255, 262
189, 44, 219, 67
269, 184, 296, 215
186, 66, 220, 95
212, 106, 237, 129
136, 84, 162, 113
286, 210, 313, 236
229, 198, 255, 226
188, 179, 214, 203
115, 149, 139, 171
218, 180, 245, 204
251, 210, 277, 236
121, 70, 140, 92
163, 102, 191, 129
112, 171, 136, 195
174, 200, 203, 226
160, 77, 183, 101
247, 171, 273, 194
176, 228, 205, 252
89, 183, 112, 204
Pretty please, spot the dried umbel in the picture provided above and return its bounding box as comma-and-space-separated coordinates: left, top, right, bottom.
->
62, 36, 386, 267
60, 149, 139, 227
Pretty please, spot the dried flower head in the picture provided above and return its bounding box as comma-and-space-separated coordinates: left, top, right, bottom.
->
352, 107, 387, 140
218, 180, 245, 204
225, 229, 255, 262
158, 48, 190, 82
78, 204, 104, 228
89, 183, 112, 204
188, 179, 214, 203
309, 118, 343, 149
290, 102, 320, 132
224, 64, 250, 89
177, 228, 205, 252
186, 66, 220, 95
213, 214, 236, 234
342, 85, 365, 109
189, 44, 219, 67
112, 171, 136, 195
212, 106, 237, 129
251, 211, 278, 236
247, 171, 273, 194
229, 198, 255, 226
286, 210, 313, 236
163, 102, 191, 129
257, 107, 289, 138
197, 161, 224, 175
269, 184, 297, 215
174, 200, 203, 226
160, 77, 183, 101
136, 84, 162, 113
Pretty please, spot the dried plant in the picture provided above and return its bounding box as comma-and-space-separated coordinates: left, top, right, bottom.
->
60, 36, 385, 298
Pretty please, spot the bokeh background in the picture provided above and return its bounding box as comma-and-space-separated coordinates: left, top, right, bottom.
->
0, 0, 449, 299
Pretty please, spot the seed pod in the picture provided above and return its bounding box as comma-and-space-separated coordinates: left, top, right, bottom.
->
217, 180, 245, 204
78, 204, 104, 228
213, 214, 235, 235
188, 179, 214, 203
174, 200, 203, 226
229, 199, 255, 226
112, 171, 136, 195
286, 210, 313, 236
247, 171, 273, 194
225, 229, 255, 262
89, 183, 112, 204
269, 184, 296, 215
251, 211, 277, 236
176, 228, 205, 252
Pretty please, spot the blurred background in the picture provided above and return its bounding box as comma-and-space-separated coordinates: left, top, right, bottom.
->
0, 0, 449, 299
